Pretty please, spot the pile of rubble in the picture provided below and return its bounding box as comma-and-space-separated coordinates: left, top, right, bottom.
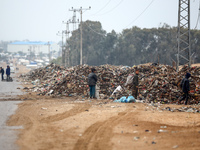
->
20, 63, 200, 104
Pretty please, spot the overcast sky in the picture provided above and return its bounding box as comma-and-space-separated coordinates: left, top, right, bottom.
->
0, 0, 200, 43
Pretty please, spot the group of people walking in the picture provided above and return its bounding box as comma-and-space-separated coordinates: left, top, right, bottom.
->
0, 65, 11, 81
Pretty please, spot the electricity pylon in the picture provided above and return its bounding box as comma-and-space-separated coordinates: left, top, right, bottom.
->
177, 0, 191, 71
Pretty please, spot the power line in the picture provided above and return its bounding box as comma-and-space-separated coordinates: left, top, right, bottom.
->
124, 0, 155, 29
84, 21, 106, 36
90, 0, 112, 16
195, 0, 200, 29
94, 0, 124, 16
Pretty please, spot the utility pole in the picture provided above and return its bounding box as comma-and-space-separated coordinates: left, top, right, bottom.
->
69, 7, 91, 65
63, 21, 70, 67
57, 30, 65, 66
177, 0, 191, 71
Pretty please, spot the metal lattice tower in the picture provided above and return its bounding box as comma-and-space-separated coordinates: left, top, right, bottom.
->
177, 0, 191, 71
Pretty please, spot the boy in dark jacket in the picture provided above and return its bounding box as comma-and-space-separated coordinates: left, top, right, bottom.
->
179, 72, 191, 105
88, 68, 97, 99
0, 67, 4, 80
6, 65, 10, 80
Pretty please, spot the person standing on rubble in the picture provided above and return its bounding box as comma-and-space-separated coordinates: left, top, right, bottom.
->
179, 72, 191, 105
0, 67, 4, 81
132, 69, 139, 99
88, 68, 97, 99
6, 65, 10, 80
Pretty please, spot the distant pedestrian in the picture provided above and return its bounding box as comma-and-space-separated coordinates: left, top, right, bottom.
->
132, 69, 139, 99
0, 67, 4, 80
179, 72, 191, 105
6, 65, 10, 80
88, 68, 97, 99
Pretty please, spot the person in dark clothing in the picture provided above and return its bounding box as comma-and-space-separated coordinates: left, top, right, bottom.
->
88, 68, 97, 99
179, 72, 191, 105
6, 65, 10, 80
132, 69, 139, 99
0, 67, 4, 80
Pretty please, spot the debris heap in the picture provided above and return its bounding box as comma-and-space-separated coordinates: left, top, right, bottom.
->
20, 63, 200, 104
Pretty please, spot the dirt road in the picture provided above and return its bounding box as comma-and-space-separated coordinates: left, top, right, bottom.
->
0, 62, 27, 150
7, 97, 200, 150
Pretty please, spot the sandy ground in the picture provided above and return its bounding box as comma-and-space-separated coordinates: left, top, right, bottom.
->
5, 63, 200, 150
7, 98, 200, 150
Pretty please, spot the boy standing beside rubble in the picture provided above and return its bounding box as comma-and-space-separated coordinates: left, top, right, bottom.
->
179, 72, 191, 105
88, 68, 97, 99
132, 69, 139, 99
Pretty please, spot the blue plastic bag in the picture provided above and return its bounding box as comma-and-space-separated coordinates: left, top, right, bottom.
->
120, 96, 127, 103
127, 95, 135, 103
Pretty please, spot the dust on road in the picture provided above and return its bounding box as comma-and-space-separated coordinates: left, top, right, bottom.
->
7, 98, 200, 150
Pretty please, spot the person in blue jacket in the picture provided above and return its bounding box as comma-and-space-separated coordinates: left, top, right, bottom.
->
88, 68, 97, 99
179, 72, 191, 105
6, 65, 10, 80
0, 67, 4, 80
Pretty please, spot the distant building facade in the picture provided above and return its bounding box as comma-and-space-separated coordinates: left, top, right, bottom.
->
7, 41, 59, 54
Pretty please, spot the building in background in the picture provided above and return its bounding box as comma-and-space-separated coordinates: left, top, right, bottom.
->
7, 41, 59, 54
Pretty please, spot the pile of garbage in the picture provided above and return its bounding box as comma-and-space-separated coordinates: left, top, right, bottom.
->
20, 64, 133, 98
20, 63, 200, 104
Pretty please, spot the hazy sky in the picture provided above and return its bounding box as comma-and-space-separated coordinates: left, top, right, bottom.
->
0, 0, 200, 43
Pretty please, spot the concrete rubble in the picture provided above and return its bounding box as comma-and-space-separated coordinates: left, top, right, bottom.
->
19, 63, 200, 105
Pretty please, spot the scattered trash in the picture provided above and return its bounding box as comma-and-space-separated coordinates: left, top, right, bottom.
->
145, 130, 151, 133
172, 145, 179, 149
113, 95, 136, 103
157, 129, 168, 133
162, 106, 200, 113
133, 124, 138, 127
134, 137, 140, 140
186, 108, 195, 113
41, 107, 47, 110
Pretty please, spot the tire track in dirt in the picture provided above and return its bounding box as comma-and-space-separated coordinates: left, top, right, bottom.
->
40, 103, 91, 123
73, 111, 136, 150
